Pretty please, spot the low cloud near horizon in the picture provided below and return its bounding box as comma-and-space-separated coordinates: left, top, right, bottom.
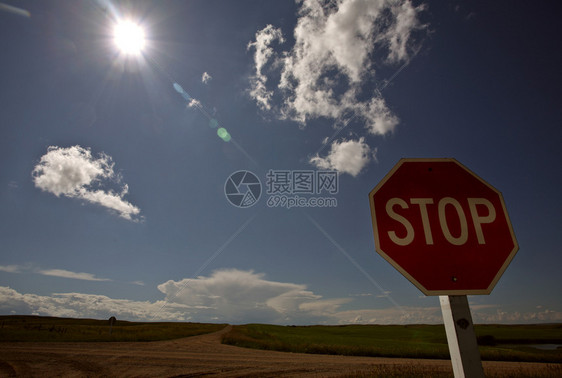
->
1, 268, 560, 324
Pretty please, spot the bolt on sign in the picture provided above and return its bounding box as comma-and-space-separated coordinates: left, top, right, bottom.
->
369, 158, 519, 296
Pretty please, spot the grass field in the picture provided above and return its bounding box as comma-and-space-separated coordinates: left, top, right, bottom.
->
221, 323, 562, 363
339, 364, 562, 378
0, 315, 226, 342
2, 315, 561, 364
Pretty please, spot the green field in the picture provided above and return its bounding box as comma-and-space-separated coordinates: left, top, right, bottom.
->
221, 323, 562, 363
3, 316, 561, 364
0, 315, 226, 342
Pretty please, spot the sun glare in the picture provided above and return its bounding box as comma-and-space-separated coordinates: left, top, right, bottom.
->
113, 20, 145, 55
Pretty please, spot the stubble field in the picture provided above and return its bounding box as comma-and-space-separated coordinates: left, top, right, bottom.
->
0, 316, 560, 377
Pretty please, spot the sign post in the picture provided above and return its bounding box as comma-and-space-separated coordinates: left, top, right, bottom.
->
440, 295, 484, 377
369, 158, 518, 377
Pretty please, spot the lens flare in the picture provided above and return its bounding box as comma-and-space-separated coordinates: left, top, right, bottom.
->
114, 20, 145, 55
217, 127, 231, 142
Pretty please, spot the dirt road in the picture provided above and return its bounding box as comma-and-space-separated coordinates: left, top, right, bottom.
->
0, 325, 557, 377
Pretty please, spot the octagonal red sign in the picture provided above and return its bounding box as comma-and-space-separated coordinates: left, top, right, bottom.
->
369, 158, 518, 295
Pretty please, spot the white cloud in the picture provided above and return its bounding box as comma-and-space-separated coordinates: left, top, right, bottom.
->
333, 306, 443, 325
310, 137, 372, 176
0, 2, 31, 18
299, 298, 352, 317
201, 71, 212, 84
362, 96, 400, 135
188, 98, 202, 108
247, 24, 284, 111
32, 145, 141, 221
0, 286, 192, 321
37, 268, 111, 282
376, 290, 392, 298
0, 264, 112, 282
332, 305, 562, 325
470, 305, 562, 324
0, 265, 23, 273
0, 270, 354, 323
383, 0, 426, 63
1, 269, 561, 324
248, 0, 424, 135
157, 269, 327, 324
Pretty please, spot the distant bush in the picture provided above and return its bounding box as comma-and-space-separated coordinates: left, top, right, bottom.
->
0, 315, 226, 342
478, 335, 497, 346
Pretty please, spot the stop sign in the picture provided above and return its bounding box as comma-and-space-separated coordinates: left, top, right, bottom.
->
369, 158, 518, 295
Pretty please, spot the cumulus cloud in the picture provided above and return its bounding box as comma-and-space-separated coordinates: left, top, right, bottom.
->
1, 269, 561, 324
310, 137, 372, 176
201, 71, 212, 84
248, 0, 425, 134
247, 24, 284, 111
0, 270, 353, 323
362, 96, 400, 135
0, 284, 423, 324
157, 269, 337, 324
32, 145, 141, 221
0, 286, 192, 321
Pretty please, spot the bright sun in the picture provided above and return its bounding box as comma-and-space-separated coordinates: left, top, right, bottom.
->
113, 20, 145, 55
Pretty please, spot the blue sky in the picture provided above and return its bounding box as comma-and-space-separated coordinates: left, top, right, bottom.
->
0, 0, 560, 324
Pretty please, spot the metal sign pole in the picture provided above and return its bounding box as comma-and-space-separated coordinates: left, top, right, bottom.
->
439, 295, 484, 378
